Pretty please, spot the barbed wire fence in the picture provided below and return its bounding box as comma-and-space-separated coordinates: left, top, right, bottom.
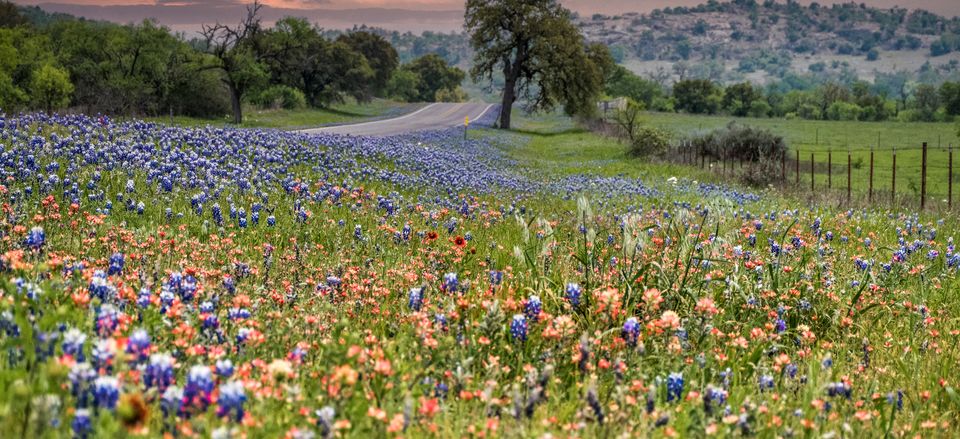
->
671, 141, 957, 211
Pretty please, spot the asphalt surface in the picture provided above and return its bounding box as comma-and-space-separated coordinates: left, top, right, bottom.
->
299, 102, 496, 137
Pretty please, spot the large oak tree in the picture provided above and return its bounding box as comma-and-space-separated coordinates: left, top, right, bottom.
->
465, 0, 608, 129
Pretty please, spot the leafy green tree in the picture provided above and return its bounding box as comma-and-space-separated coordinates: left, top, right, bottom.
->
939, 81, 960, 116
258, 17, 372, 108
385, 69, 420, 102
605, 65, 663, 110
403, 54, 463, 102
722, 82, 760, 116
912, 83, 940, 121
673, 79, 721, 114
337, 31, 399, 99
30, 63, 72, 113
200, 1, 268, 123
466, 0, 606, 129
0, 1, 25, 28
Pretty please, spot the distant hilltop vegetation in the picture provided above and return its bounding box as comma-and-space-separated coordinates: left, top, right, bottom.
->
576, 0, 960, 84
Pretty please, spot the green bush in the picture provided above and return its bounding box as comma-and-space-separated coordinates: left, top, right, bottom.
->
628, 126, 671, 157
689, 122, 787, 162
255, 85, 307, 110
826, 101, 862, 121
434, 87, 467, 103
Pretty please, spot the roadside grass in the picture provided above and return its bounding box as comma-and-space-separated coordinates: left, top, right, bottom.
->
144, 99, 415, 129
475, 111, 722, 186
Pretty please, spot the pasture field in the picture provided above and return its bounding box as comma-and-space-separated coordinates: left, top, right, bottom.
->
644, 112, 960, 200
1, 110, 960, 438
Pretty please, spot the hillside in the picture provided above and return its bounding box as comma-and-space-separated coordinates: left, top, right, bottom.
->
578, 0, 960, 84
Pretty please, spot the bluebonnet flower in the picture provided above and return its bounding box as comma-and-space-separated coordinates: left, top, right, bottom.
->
827, 381, 852, 399
434, 313, 448, 331
703, 385, 728, 415
212, 204, 223, 226
566, 283, 582, 308
586, 387, 604, 424
223, 276, 236, 295
236, 328, 251, 345
93, 376, 120, 410
34, 329, 58, 362
92, 338, 115, 372
69, 362, 97, 407
775, 317, 787, 333
785, 363, 798, 379
89, 270, 116, 303
268, 215, 276, 227
126, 329, 151, 363
442, 272, 458, 293
217, 381, 246, 422
524, 295, 542, 322
821, 356, 834, 369
887, 390, 903, 411
353, 224, 363, 240
666, 372, 684, 402
316, 406, 336, 438
622, 317, 640, 347
759, 374, 775, 392
72, 409, 92, 439
408, 287, 423, 311
161, 386, 184, 418
228, 308, 251, 320
145, 353, 176, 392
95, 304, 120, 336
62, 328, 87, 361
136, 287, 152, 309
183, 365, 215, 412
216, 359, 234, 378
510, 314, 527, 343
25, 226, 45, 250
107, 252, 124, 276
488, 270, 503, 286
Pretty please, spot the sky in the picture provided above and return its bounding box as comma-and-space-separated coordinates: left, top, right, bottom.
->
14, 0, 960, 33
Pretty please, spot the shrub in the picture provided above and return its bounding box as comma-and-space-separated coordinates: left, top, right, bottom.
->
738, 156, 783, 187
689, 122, 787, 162
826, 101, 862, 121
434, 87, 467, 103
628, 126, 671, 157
255, 85, 306, 110
615, 99, 672, 157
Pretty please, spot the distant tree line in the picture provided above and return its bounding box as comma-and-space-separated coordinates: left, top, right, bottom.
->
606, 65, 960, 123
0, 1, 466, 122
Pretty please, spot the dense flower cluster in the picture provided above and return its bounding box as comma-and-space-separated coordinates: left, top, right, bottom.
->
0, 113, 956, 437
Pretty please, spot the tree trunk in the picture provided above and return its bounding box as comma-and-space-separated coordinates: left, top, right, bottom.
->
228, 83, 243, 124
500, 74, 516, 130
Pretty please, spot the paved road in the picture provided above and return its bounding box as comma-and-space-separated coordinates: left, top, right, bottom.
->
299, 102, 496, 137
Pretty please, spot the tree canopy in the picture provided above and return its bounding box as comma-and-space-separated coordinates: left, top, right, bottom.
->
465, 0, 609, 129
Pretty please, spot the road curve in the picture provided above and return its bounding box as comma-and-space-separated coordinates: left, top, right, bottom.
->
298, 102, 496, 137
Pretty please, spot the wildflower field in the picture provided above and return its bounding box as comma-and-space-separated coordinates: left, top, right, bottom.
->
2, 110, 960, 438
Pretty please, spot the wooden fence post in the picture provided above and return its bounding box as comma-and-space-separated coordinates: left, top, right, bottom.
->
810, 152, 815, 192
828, 150, 832, 189
892, 148, 897, 205
869, 149, 874, 203
796, 150, 800, 185
950, 145, 954, 209
847, 151, 852, 205
921, 142, 927, 210
781, 150, 786, 183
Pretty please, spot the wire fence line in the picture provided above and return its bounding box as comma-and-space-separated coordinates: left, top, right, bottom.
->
671, 142, 957, 211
